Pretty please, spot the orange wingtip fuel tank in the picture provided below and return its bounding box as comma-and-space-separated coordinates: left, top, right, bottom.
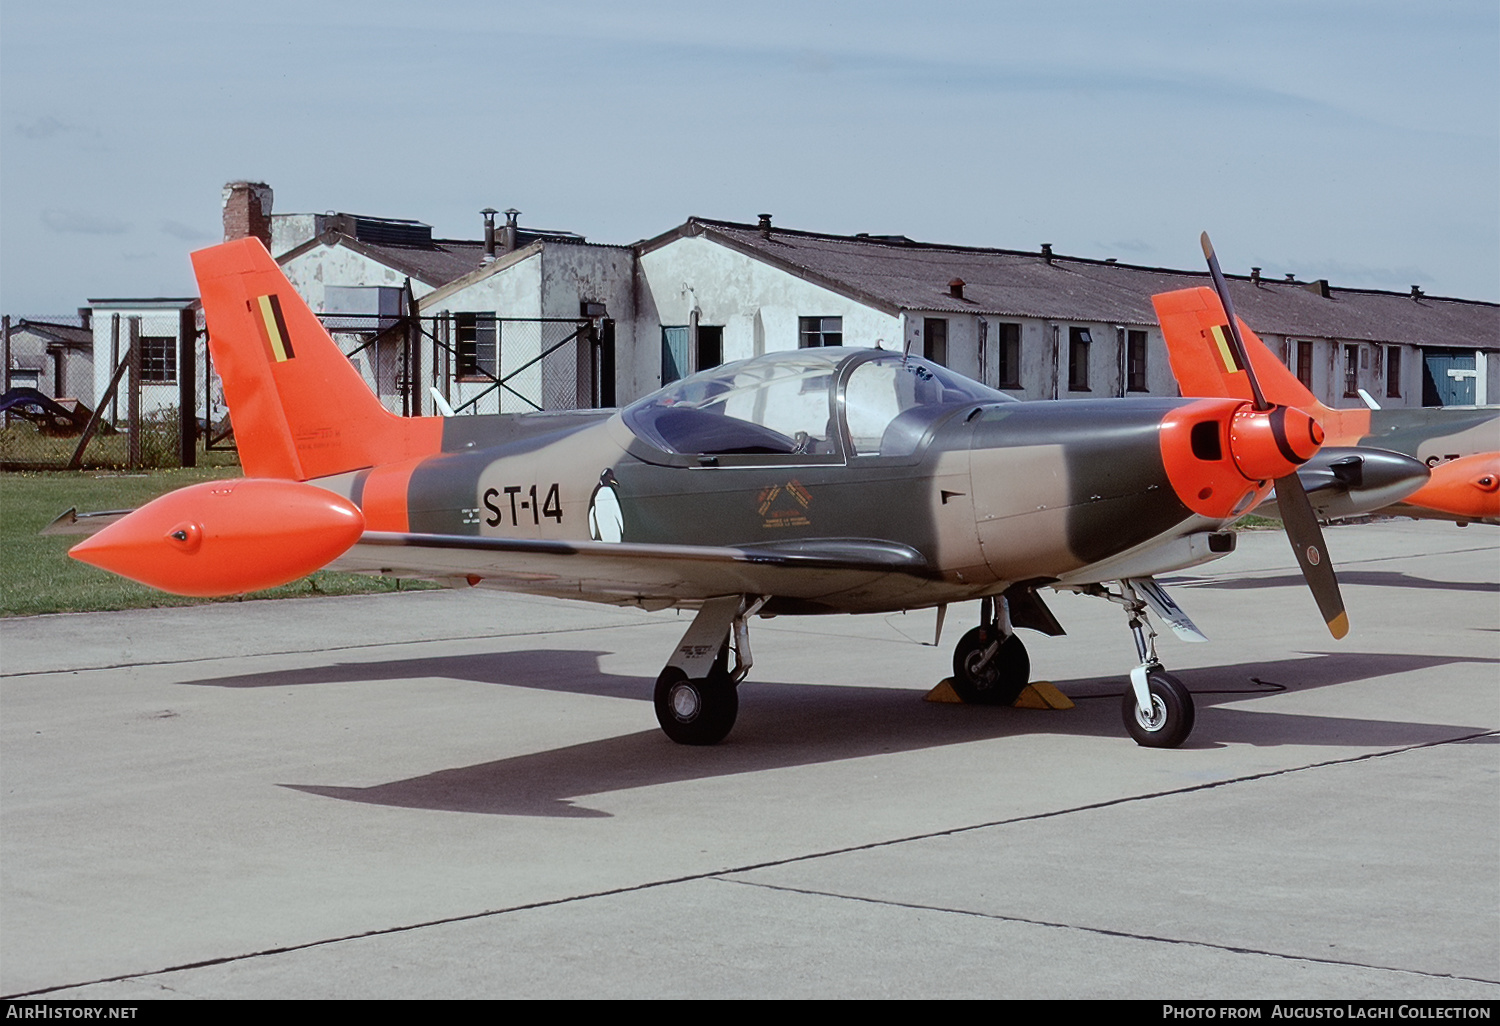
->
69, 479, 365, 597
1404, 453, 1500, 521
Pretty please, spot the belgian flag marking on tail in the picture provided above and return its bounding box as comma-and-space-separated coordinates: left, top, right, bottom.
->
1208, 324, 1241, 374
250, 294, 295, 362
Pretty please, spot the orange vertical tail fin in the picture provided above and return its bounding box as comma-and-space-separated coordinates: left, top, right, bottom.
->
1153, 286, 1327, 414
1153, 286, 1378, 445
191, 238, 441, 480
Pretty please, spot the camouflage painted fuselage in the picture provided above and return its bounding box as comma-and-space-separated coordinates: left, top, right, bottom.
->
317, 352, 1257, 614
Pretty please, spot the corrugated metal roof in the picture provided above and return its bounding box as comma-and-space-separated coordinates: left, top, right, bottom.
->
687, 219, 1498, 348
296, 230, 617, 290
12, 319, 93, 349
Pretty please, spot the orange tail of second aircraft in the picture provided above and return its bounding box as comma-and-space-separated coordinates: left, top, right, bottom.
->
1153, 287, 1370, 446
191, 238, 442, 480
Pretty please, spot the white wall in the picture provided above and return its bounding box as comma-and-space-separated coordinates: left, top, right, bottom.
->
635, 235, 902, 399
280, 244, 439, 312
415, 244, 635, 413
88, 307, 199, 422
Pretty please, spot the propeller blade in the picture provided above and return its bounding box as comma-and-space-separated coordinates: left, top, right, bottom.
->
1273, 470, 1349, 639
1201, 231, 1348, 639
1200, 232, 1270, 411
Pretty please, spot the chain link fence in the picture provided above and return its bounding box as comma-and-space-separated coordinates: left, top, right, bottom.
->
4, 305, 604, 470
2, 310, 218, 471
279, 311, 601, 418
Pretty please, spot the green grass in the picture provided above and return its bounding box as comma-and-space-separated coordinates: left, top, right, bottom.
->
1, 466, 433, 617
0, 411, 242, 471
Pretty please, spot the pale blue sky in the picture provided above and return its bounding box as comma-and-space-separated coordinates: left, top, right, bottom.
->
3, 0, 1496, 315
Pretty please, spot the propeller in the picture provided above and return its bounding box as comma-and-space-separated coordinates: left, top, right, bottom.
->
1200, 232, 1349, 639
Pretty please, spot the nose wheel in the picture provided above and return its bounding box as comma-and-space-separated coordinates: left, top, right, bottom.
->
1121, 667, 1195, 748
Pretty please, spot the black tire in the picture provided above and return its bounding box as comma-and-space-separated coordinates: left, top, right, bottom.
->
951, 626, 1030, 705
654, 664, 738, 745
1121, 669, 1195, 748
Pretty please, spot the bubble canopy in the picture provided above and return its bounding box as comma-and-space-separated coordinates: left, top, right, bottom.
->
623, 347, 1014, 459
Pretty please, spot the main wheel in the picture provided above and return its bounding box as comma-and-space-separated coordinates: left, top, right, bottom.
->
654, 664, 738, 745
1121, 669, 1195, 749
951, 626, 1030, 705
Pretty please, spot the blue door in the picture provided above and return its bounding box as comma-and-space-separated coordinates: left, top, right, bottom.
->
1422, 350, 1477, 406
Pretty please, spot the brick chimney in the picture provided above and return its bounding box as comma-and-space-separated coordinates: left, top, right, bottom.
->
222, 181, 273, 248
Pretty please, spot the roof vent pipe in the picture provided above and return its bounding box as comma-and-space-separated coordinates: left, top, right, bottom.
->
501, 208, 519, 253
1410, 285, 1423, 300
948, 278, 965, 299
481, 208, 498, 262
1285, 273, 1296, 282
1041, 243, 1053, 263
758, 213, 773, 239
1251, 266, 1261, 285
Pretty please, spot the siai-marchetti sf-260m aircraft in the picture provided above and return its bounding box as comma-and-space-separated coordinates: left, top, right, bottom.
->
70, 235, 1349, 750
1155, 285, 1498, 526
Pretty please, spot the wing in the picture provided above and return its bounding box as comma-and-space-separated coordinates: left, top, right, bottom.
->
331, 532, 933, 610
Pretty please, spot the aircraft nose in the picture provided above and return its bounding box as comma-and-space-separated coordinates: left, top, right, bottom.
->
1227, 405, 1322, 481
1159, 398, 1280, 520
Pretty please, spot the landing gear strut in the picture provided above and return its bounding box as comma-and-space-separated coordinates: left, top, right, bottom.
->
653, 595, 766, 745
1115, 580, 1195, 748
950, 595, 1030, 705
1068, 579, 1197, 748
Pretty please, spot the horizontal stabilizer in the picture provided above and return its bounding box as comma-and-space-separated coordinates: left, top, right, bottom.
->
40, 507, 133, 537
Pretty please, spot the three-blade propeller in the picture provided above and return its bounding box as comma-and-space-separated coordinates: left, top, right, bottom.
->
1200, 233, 1349, 639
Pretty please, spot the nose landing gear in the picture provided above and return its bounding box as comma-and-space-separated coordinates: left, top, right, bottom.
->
1065, 578, 1199, 748
1115, 580, 1196, 748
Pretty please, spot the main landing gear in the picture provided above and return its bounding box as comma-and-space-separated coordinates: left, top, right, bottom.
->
653, 595, 766, 745
950, 595, 1031, 705
654, 584, 1197, 749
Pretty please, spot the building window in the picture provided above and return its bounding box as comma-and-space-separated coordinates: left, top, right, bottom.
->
1296, 340, 1314, 389
995, 322, 1021, 388
1343, 344, 1359, 397
923, 318, 948, 366
1068, 327, 1092, 391
456, 313, 497, 378
1127, 330, 1148, 392
799, 317, 842, 347
139, 336, 176, 383
1386, 346, 1402, 399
